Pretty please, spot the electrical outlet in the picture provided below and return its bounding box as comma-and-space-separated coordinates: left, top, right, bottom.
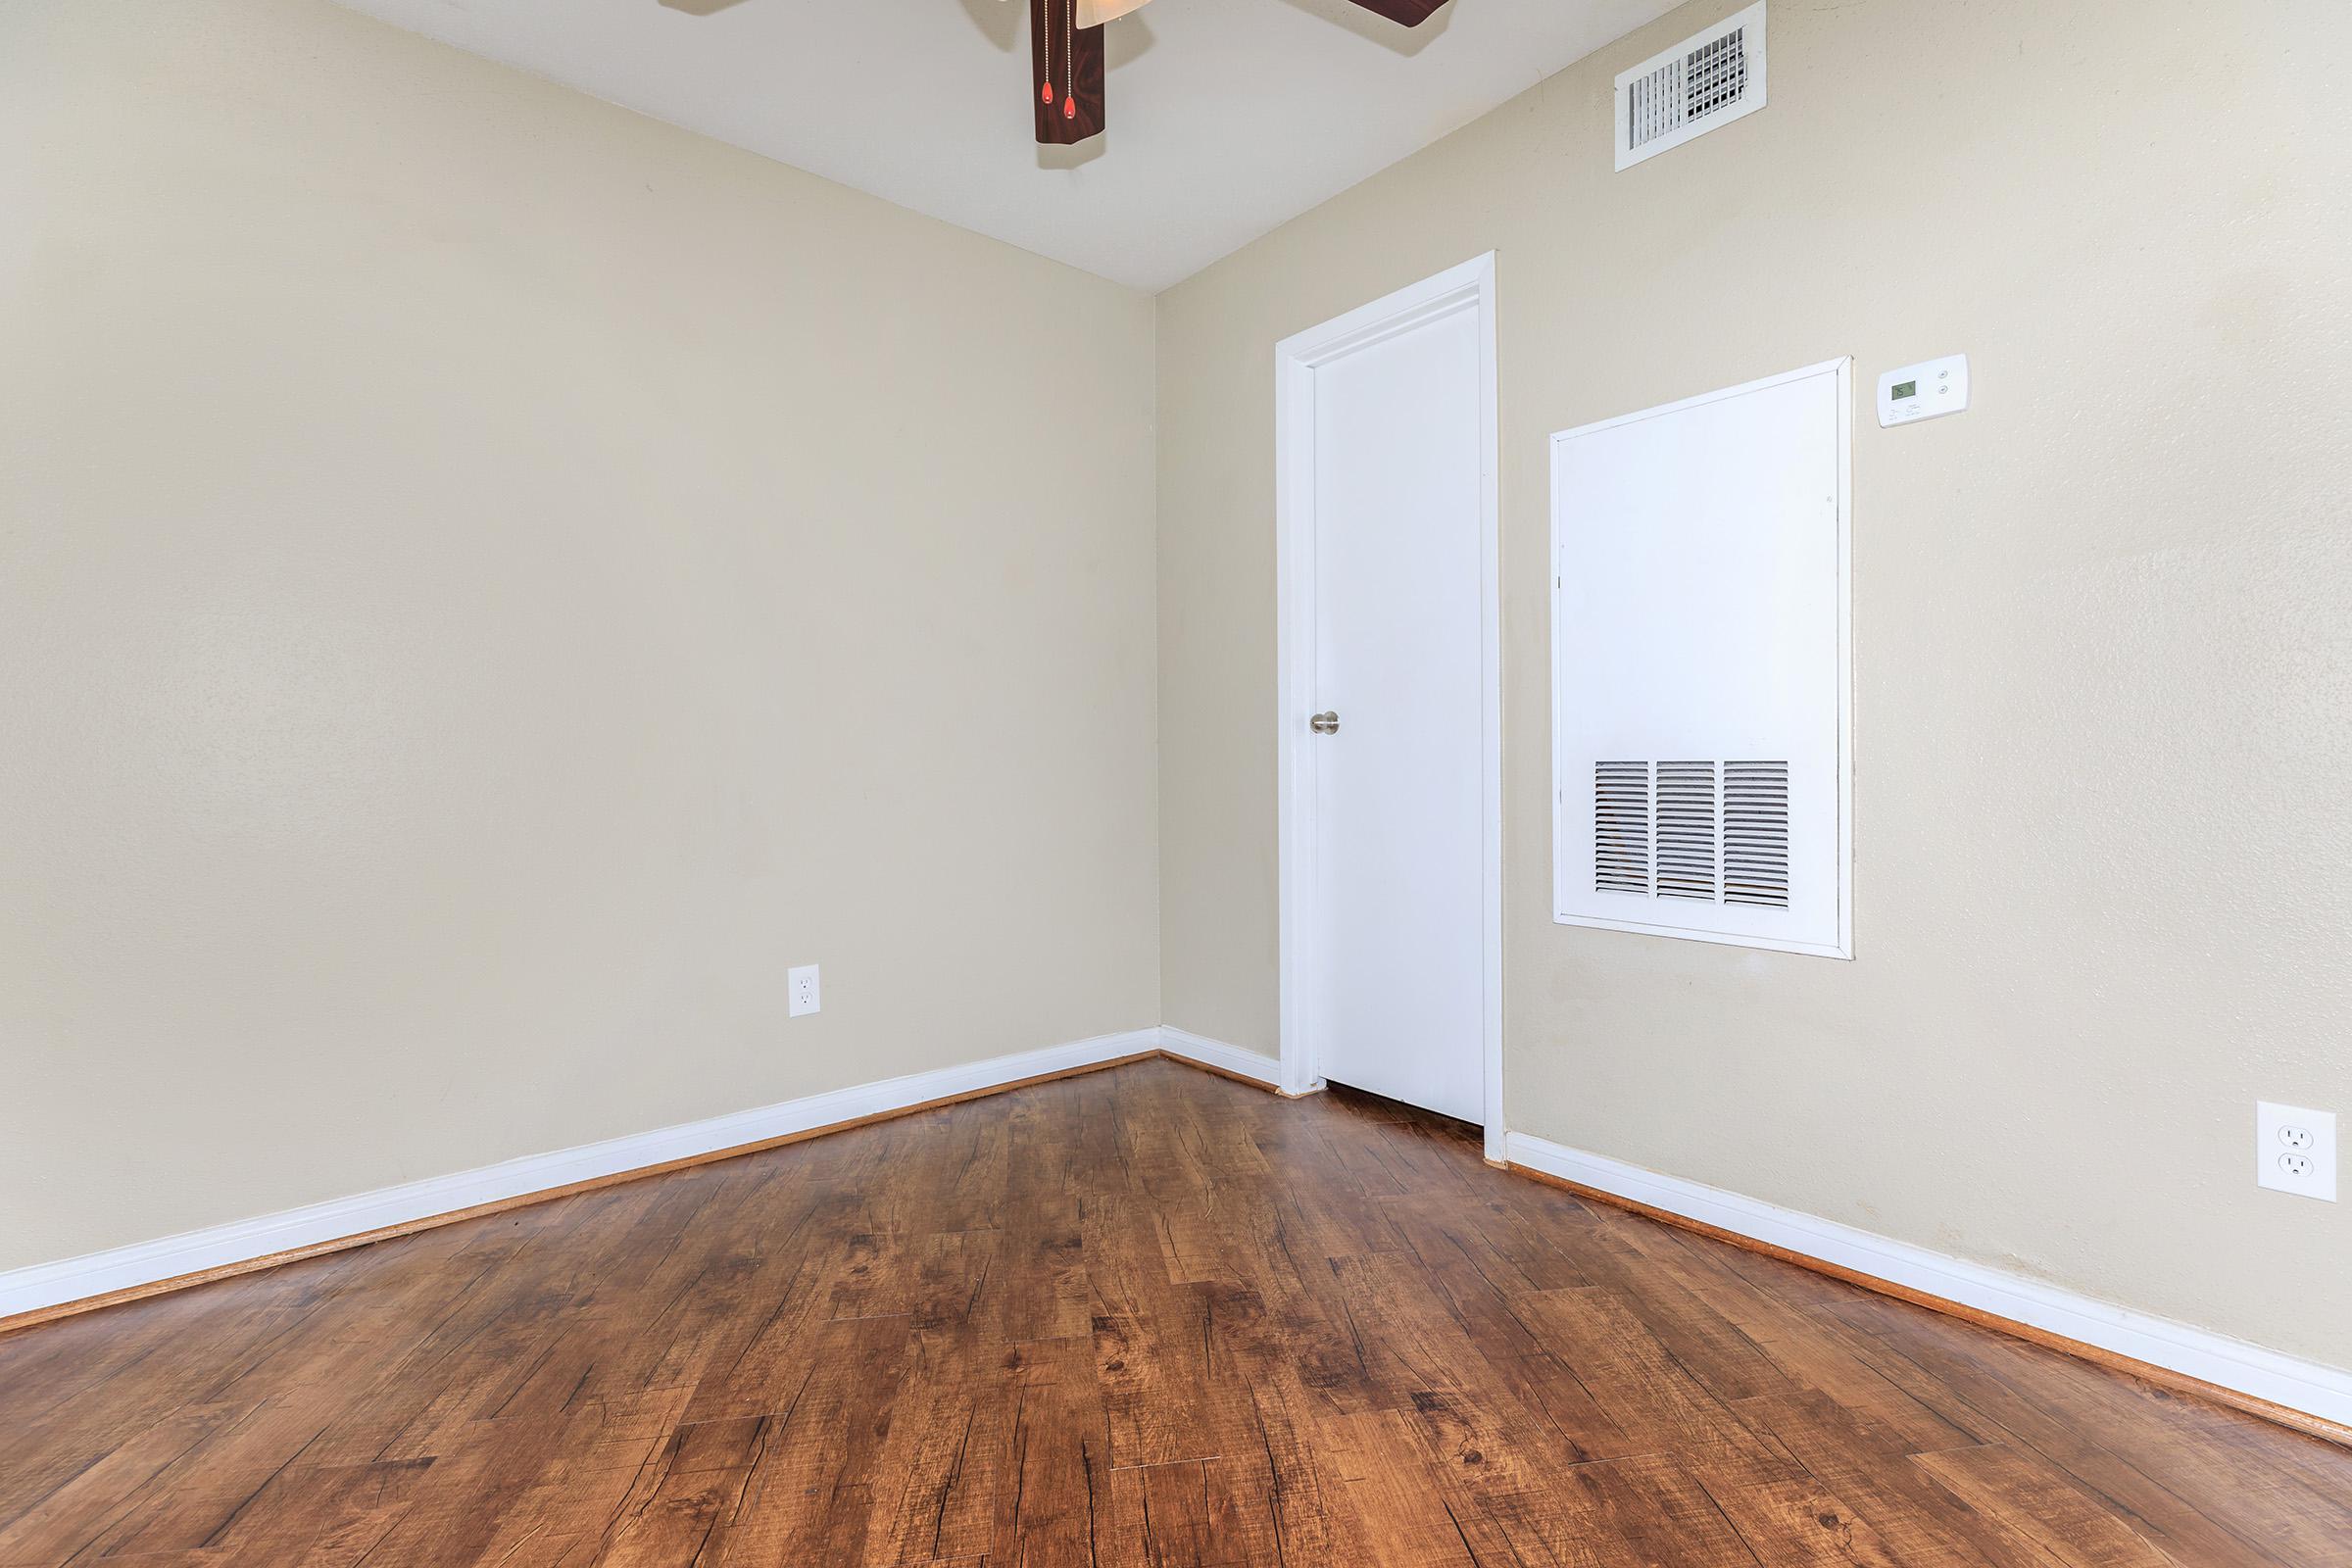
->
2256, 1102, 2335, 1201
788, 964, 821, 1018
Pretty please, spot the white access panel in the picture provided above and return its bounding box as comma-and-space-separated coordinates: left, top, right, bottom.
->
1550, 359, 1851, 957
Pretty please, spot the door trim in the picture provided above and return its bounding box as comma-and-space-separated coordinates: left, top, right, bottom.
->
1273, 253, 1503, 1159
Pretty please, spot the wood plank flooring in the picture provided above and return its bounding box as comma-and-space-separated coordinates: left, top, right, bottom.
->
3, 1058, 2347, 1566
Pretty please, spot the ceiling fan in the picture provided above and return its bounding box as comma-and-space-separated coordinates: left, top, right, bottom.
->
1018, 0, 1452, 145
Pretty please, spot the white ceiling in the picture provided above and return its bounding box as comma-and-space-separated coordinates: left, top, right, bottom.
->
334, 0, 1677, 292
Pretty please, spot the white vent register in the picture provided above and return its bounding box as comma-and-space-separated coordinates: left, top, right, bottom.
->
1551, 360, 1851, 957
1616, 3, 1767, 170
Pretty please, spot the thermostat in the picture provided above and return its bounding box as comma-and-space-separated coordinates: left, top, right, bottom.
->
1879, 355, 1968, 427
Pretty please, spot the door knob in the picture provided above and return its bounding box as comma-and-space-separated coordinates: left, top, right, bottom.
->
1310, 710, 1341, 734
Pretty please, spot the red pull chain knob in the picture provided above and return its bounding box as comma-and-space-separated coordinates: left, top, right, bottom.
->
1042, 81, 1054, 104
1063, 96, 1076, 120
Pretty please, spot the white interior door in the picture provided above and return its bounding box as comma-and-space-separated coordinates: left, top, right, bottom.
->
1305, 302, 1486, 1123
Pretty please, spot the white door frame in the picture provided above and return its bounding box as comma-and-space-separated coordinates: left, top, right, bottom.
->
1273, 252, 1504, 1161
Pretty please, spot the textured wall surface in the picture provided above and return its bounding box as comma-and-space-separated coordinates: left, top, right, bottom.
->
8, 0, 2349, 1375
0, 0, 1159, 1271
1156, 0, 2352, 1366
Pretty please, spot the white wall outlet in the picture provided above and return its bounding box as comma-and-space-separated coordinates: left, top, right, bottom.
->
2256, 1102, 2335, 1201
788, 964, 821, 1018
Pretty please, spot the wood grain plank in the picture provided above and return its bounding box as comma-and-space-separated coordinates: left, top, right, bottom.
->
2, 1058, 2341, 1567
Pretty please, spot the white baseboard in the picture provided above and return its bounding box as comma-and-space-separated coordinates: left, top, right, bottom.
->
1155, 1026, 1282, 1087
1504, 1131, 2352, 1433
17, 1037, 2342, 1441
0, 1028, 1160, 1325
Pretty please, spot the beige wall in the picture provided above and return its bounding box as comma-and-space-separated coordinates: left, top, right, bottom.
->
0, 0, 1158, 1272
1156, 0, 2352, 1367
7, 0, 2348, 1376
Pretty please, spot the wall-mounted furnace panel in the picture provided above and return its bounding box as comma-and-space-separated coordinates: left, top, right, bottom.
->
1551, 359, 1850, 957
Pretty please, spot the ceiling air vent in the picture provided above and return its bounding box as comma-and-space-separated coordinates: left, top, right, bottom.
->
1615, 3, 1768, 171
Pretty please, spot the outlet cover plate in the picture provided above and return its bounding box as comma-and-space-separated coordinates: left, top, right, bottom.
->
789, 964, 821, 1018
2257, 1102, 2336, 1201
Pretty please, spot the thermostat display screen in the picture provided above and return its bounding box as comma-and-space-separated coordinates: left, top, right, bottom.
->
1890, 381, 1917, 400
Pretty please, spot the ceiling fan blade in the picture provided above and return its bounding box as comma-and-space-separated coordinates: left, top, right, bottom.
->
1338, 0, 1451, 24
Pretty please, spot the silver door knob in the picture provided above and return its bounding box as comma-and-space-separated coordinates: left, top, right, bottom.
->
1310, 710, 1341, 734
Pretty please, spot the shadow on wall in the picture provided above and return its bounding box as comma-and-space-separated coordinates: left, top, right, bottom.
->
961, 0, 1162, 67
1039, 138, 1109, 171
658, 0, 1434, 53
1275, 0, 1451, 56
654, 0, 1034, 44
957, 0, 1019, 52
649, 0, 1142, 166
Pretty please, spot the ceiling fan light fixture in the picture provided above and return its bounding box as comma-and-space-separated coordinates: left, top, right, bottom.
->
1024, 0, 1452, 149
1075, 0, 1152, 25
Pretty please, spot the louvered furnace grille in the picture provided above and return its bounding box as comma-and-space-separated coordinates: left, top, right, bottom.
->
1593, 761, 1651, 895
1723, 760, 1790, 907
1592, 758, 1789, 909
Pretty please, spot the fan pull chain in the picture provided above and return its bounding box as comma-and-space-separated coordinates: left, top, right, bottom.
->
1041, 0, 1055, 104
1063, 0, 1077, 120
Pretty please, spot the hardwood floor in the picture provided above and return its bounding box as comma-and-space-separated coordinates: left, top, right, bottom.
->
2, 1059, 2347, 1566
